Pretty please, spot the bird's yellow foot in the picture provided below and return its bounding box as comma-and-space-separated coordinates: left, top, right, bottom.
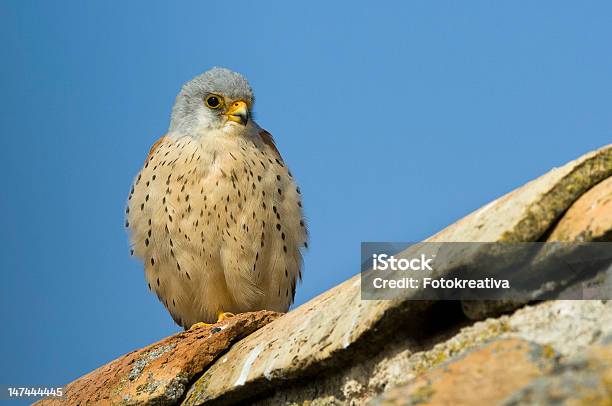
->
217, 311, 235, 322
188, 312, 235, 330
189, 321, 213, 330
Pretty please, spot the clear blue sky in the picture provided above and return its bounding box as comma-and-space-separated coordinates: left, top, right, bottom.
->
1, 1, 611, 398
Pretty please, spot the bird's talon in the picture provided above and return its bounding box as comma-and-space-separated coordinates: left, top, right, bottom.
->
189, 321, 213, 330
217, 312, 235, 323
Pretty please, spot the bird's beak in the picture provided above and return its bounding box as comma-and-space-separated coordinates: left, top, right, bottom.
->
226, 100, 249, 126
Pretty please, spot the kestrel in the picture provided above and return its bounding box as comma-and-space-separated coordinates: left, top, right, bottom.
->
126, 68, 307, 329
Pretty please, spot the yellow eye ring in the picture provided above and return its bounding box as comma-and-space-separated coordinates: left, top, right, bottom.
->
205, 94, 224, 109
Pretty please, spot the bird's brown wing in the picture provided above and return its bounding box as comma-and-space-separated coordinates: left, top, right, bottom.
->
259, 130, 283, 162
146, 135, 168, 163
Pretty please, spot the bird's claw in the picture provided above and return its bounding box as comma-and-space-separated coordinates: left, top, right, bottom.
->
188, 321, 213, 330
188, 312, 235, 330
217, 311, 235, 322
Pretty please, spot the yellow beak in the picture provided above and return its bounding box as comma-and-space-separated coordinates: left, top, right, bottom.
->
226, 100, 249, 125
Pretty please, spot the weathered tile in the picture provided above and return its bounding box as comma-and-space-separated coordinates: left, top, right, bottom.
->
547, 175, 612, 242
370, 338, 557, 406
35, 311, 279, 406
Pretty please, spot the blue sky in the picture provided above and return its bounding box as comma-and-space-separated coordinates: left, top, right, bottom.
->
1, 1, 611, 399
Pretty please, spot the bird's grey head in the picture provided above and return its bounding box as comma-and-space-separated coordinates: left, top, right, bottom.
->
169, 67, 255, 134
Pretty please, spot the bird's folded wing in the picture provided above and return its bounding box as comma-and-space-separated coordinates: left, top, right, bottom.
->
146, 135, 169, 163
259, 130, 283, 162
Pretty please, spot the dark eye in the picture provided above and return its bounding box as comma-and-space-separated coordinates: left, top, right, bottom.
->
205, 95, 223, 109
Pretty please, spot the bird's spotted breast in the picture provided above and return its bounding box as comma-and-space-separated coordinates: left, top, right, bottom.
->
126, 131, 307, 328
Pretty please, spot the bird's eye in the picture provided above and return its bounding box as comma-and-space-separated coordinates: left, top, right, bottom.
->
205, 95, 223, 109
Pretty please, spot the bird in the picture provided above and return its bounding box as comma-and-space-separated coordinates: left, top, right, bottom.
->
125, 67, 308, 329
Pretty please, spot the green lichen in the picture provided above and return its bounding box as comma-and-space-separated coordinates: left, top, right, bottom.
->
411, 319, 511, 376
410, 384, 435, 405
502, 147, 612, 243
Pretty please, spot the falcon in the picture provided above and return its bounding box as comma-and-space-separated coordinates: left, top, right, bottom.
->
125, 67, 307, 329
